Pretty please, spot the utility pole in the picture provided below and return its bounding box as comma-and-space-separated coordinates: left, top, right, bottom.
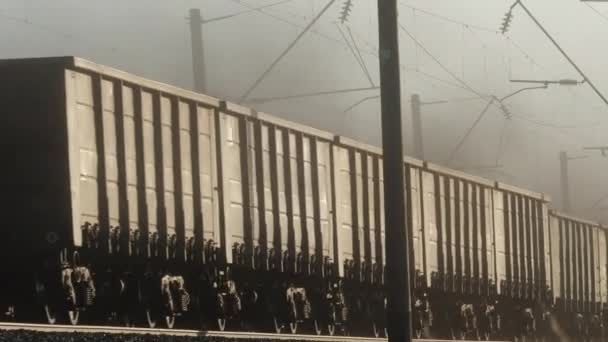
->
411, 94, 423, 160
377, 0, 412, 341
559, 151, 571, 212
189, 8, 207, 93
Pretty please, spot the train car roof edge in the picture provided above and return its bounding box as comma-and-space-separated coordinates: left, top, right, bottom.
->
496, 182, 544, 201
71, 57, 222, 107
549, 210, 601, 227
424, 162, 494, 187
256, 111, 334, 141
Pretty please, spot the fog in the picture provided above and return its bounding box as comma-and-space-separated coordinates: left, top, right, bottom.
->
2, 0, 608, 222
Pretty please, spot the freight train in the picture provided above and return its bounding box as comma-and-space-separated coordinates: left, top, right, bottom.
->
0, 57, 606, 340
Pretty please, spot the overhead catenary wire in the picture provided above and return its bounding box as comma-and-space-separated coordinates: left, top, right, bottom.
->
245, 86, 379, 104
202, 0, 296, 24
585, 2, 608, 23
237, 0, 338, 103
335, 23, 374, 87
399, 1, 498, 33
346, 25, 375, 86
446, 98, 496, 165
345, 26, 479, 92
399, 2, 545, 70
514, 0, 608, 107
228, 0, 343, 45
398, 23, 485, 98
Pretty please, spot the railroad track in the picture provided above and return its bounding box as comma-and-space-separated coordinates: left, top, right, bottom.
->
0, 322, 507, 342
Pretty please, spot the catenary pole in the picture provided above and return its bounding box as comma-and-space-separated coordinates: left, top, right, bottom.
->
189, 9, 207, 93
377, 0, 412, 341
411, 94, 424, 160
560, 151, 572, 212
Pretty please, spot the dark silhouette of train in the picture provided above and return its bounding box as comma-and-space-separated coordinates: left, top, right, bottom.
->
1, 57, 606, 340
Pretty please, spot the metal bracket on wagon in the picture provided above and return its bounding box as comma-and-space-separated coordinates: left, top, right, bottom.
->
168, 234, 177, 259
129, 229, 140, 256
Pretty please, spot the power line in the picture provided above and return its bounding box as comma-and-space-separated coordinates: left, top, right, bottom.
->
238, 0, 338, 103
245, 86, 379, 104
504, 36, 542, 68
513, 0, 608, 107
399, 2, 498, 33
585, 2, 608, 23
336, 23, 374, 87
346, 25, 375, 86
344, 27, 476, 92
202, 0, 296, 24
446, 98, 496, 165
398, 23, 485, 98
228, 0, 343, 45
398, 2, 544, 70
511, 113, 598, 129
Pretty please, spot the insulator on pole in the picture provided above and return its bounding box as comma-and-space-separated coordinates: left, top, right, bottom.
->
339, 0, 354, 23
500, 11, 513, 34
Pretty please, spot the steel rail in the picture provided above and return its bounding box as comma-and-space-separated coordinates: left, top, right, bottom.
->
0, 322, 509, 342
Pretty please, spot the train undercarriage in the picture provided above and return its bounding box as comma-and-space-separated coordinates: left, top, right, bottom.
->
2, 247, 607, 341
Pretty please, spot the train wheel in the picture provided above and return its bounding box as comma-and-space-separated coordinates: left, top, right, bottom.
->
217, 318, 227, 331
373, 322, 380, 338
273, 317, 282, 333
289, 321, 298, 334
165, 314, 176, 329
313, 320, 322, 335
44, 304, 57, 324
145, 309, 158, 328
327, 323, 336, 336
68, 310, 79, 325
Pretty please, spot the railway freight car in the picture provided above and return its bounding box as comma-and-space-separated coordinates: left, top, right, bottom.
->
1, 56, 608, 340
547, 211, 608, 338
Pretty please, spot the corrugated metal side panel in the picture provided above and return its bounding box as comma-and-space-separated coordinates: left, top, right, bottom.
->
218, 112, 244, 263
542, 204, 551, 294
593, 227, 600, 305
141, 90, 158, 245
485, 187, 496, 289
274, 128, 290, 263
367, 155, 376, 270
493, 189, 506, 295
549, 215, 561, 299
160, 96, 176, 251
101, 79, 119, 232
122, 86, 139, 249
178, 101, 193, 250
438, 175, 448, 288
258, 124, 274, 253
68, 71, 100, 239
197, 106, 220, 244
565, 220, 572, 308
422, 171, 438, 287
65, 70, 84, 247
304, 136, 316, 260
379, 161, 386, 280
354, 151, 365, 272
317, 140, 334, 262
334, 145, 352, 277
247, 121, 260, 256
289, 132, 304, 262
410, 167, 424, 276
597, 229, 608, 304
448, 178, 457, 291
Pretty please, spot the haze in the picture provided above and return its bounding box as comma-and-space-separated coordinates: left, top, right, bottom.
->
2, 0, 608, 222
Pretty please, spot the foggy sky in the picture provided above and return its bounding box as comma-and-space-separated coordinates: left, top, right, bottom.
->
2, 0, 608, 222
